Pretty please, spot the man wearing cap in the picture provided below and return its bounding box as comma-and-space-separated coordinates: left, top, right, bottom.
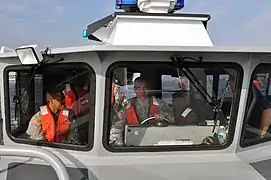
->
109, 76, 175, 146
26, 91, 80, 143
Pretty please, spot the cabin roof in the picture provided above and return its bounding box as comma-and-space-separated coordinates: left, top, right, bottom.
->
1, 45, 271, 59
85, 12, 211, 43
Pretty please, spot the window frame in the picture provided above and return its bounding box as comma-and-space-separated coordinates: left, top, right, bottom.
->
4, 62, 96, 151
8, 72, 20, 132
240, 63, 271, 148
103, 61, 244, 153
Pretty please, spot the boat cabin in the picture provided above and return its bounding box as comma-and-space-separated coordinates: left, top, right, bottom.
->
0, 0, 271, 180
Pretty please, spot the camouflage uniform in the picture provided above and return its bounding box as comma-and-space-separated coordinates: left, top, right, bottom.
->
109, 96, 175, 146
26, 111, 44, 140
112, 83, 128, 112
26, 108, 81, 144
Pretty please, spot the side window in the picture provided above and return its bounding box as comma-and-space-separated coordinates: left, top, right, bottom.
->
5, 63, 95, 151
241, 64, 271, 147
104, 62, 242, 152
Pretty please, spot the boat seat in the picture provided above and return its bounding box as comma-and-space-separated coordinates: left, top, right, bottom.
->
172, 92, 199, 125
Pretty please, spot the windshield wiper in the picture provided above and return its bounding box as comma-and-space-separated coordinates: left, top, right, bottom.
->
170, 56, 228, 132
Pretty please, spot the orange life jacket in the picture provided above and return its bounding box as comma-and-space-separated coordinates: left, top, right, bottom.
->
111, 84, 115, 106
40, 105, 71, 142
125, 97, 159, 125
64, 84, 88, 115
111, 83, 127, 108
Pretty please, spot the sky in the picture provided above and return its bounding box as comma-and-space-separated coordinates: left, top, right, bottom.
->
1, 0, 271, 49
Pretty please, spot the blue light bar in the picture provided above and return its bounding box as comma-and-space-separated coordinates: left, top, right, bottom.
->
115, 0, 184, 11
174, 0, 184, 11
116, 0, 137, 9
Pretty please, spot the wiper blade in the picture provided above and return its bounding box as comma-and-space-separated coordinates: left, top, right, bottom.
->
180, 68, 213, 104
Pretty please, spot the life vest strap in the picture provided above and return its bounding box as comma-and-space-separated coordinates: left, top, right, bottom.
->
62, 109, 69, 116
40, 106, 49, 115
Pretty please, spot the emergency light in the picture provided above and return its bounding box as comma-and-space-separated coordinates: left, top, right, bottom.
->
15, 44, 43, 65
116, 0, 184, 11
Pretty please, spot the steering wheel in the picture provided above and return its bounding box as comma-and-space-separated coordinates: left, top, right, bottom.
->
140, 116, 170, 127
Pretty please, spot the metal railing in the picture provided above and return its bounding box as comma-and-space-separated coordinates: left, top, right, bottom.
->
0, 146, 69, 180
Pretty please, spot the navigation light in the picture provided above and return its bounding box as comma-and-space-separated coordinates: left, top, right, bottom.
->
82, 29, 87, 38
15, 44, 43, 65
116, 0, 184, 11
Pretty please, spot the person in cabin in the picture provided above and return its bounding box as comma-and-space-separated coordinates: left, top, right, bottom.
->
62, 76, 90, 144
111, 78, 128, 112
226, 70, 271, 138
253, 79, 262, 90
63, 75, 89, 116
26, 91, 79, 143
109, 76, 175, 146
109, 76, 128, 134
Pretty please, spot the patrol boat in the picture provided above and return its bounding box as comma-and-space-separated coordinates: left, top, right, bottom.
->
1, 0, 271, 179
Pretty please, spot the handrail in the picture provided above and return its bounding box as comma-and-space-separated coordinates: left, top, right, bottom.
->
0, 146, 69, 180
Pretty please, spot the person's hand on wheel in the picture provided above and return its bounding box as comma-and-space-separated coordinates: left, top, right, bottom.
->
155, 111, 164, 121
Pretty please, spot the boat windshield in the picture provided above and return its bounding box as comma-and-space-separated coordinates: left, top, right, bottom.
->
105, 61, 242, 151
